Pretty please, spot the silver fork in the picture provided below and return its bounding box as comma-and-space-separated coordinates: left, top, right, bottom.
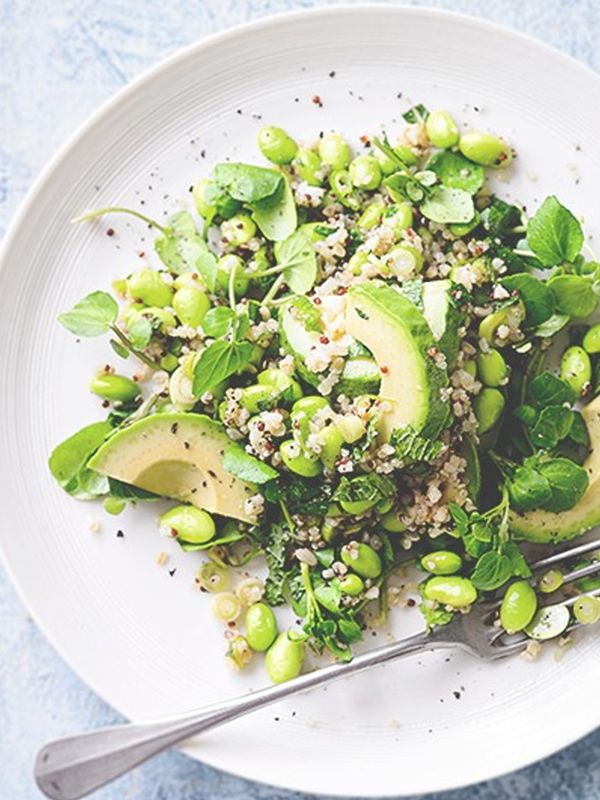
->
35, 536, 600, 800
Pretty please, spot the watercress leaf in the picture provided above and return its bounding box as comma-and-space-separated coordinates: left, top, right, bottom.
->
548, 274, 598, 318
154, 211, 209, 276
178, 527, 246, 552
470, 550, 513, 591
263, 477, 333, 516
49, 420, 113, 499
196, 251, 219, 292
107, 478, 159, 500
337, 617, 363, 644
128, 315, 153, 350
502, 541, 532, 579
315, 548, 335, 568
314, 583, 342, 614
223, 445, 278, 484
420, 600, 454, 630
529, 405, 574, 450
201, 306, 236, 338
569, 412, 590, 447
500, 273, 555, 325
527, 371, 577, 406
428, 150, 484, 195
402, 103, 429, 123
214, 163, 283, 204
420, 186, 475, 224
192, 339, 253, 397
527, 195, 584, 266
538, 457, 589, 512
480, 198, 521, 237
58, 291, 118, 337
534, 313, 570, 339
509, 465, 552, 511
333, 473, 394, 506
252, 177, 297, 242
273, 228, 317, 294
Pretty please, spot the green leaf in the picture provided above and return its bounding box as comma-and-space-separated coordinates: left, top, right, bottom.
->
214, 163, 283, 204
503, 541, 532, 579
529, 405, 574, 450
192, 338, 253, 397
537, 457, 589, 512
58, 291, 118, 337
201, 307, 236, 338
569, 412, 590, 446
390, 425, 444, 466
500, 273, 555, 325
264, 522, 292, 606
509, 466, 552, 511
110, 339, 130, 359
428, 151, 484, 195
273, 228, 317, 294
337, 617, 363, 644
420, 186, 474, 224
534, 313, 570, 339
470, 550, 513, 591
402, 103, 429, 123
154, 211, 210, 277
108, 478, 159, 500
196, 251, 219, 292
314, 583, 342, 614
548, 274, 598, 318
223, 445, 278, 484
333, 473, 394, 506
420, 600, 453, 630
480, 198, 521, 237
527, 371, 577, 406
49, 421, 113, 499
527, 196, 584, 266
179, 527, 246, 552
252, 177, 298, 242
128, 315, 153, 349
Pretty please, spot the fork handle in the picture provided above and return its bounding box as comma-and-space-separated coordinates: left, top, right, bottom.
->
35, 630, 439, 799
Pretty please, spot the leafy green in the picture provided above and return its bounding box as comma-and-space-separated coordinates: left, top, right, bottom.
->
390, 425, 444, 466
263, 522, 292, 606
420, 186, 475, 224
214, 163, 283, 204
201, 307, 236, 338
128, 315, 153, 349
535, 313, 570, 338
58, 291, 118, 337
527, 196, 584, 266
223, 445, 278, 484
192, 337, 253, 397
548, 274, 598, 318
500, 273, 555, 325
529, 405, 574, 450
154, 211, 216, 284
252, 177, 297, 241
263, 477, 334, 516
509, 465, 552, 511
333, 473, 394, 507
49, 421, 112, 499
402, 103, 429, 123
273, 228, 317, 294
107, 478, 159, 500
527, 371, 577, 406
537, 457, 588, 512
480, 198, 521, 237
470, 550, 513, 591
428, 150, 484, 195
420, 600, 453, 630
179, 527, 246, 552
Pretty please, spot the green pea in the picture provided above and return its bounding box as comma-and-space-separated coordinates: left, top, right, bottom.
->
330, 170, 360, 210
245, 602, 278, 651
476, 349, 509, 387
348, 155, 382, 190
560, 345, 591, 395
421, 550, 463, 576
90, 373, 141, 403
240, 384, 278, 414
127, 269, 173, 308
279, 440, 322, 477
474, 387, 505, 434
459, 130, 512, 167
357, 201, 385, 230
316, 424, 344, 470
216, 254, 251, 297
339, 573, 365, 596
341, 541, 382, 579
103, 497, 126, 515
583, 323, 600, 354
500, 580, 538, 634
380, 510, 406, 532
424, 576, 477, 608
265, 632, 305, 684
160, 505, 216, 544
258, 368, 302, 401
573, 595, 600, 625
382, 244, 423, 278
425, 109, 460, 149
257, 125, 298, 164
384, 202, 414, 237
478, 301, 525, 345
318, 132, 351, 170
293, 147, 323, 185
172, 286, 210, 328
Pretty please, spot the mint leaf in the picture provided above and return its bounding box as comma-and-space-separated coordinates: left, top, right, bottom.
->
403, 103, 429, 123
390, 425, 444, 466
58, 291, 118, 337
480, 198, 521, 237
527, 371, 577, 406
420, 186, 474, 224
273, 228, 317, 294
214, 163, 283, 204
529, 405, 574, 450
192, 338, 253, 397
527, 196, 584, 266
470, 550, 513, 591
223, 445, 278, 484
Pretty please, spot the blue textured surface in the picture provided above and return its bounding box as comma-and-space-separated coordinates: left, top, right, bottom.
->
2, 1, 600, 798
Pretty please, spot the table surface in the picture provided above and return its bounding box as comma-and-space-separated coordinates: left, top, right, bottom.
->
2, 1, 600, 797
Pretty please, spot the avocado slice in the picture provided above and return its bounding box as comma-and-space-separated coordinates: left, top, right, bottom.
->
510, 396, 600, 542
88, 413, 257, 522
345, 282, 450, 441
422, 279, 464, 368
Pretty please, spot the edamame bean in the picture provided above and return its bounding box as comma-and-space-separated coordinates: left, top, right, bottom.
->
103, 497, 126, 515
141, 306, 177, 332
341, 541, 382, 579
318, 132, 351, 170
212, 592, 242, 623
573, 595, 600, 625
459, 130, 512, 167
476, 349, 509, 387
127, 269, 173, 308
196, 562, 229, 592
265, 632, 305, 684
348, 155, 382, 190
293, 148, 323, 185
462, 360, 477, 379
500, 580, 537, 634
172, 286, 210, 328
240, 384, 278, 414
474, 387, 505, 434
374, 147, 399, 176
421, 550, 463, 576
383, 244, 423, 278
226, 635, 253, 670
424, 576, 477, 608
425, 110, 460, 149
192, 178, 215, 219
478, 302, 525, 345
539, 569, 564, 594
221, 214, 257, 247
583, 323, 600, 354
381, 510, 406, 532
90, 373, 141, 403
257, 126, 298, 164
216, 254, 251, 297
160, 505, 216, 544
279, 440, 322, 477
560, 345, 591, 395
358, 201, 385, 230
258, 368, 302, 401
316, 424, 344, 470
245, 602, 278, 651
291, 395, 330, 417
339, 573, 365, 596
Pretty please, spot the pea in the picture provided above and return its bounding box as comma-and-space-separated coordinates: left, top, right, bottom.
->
172, 286, 210, 328
316, 424, 344, 470
103, 497, 126, 515
160, 505, 216, 544
341, 541, 382, 579
474, 387, 505, 434
583, 323, 600, 354
500, 580, 538, 634
459, 130, 512, 167
348, 155, 382, 190
216, 254, 250, 297
560, 345, 591, 395
265, 632, 305, 684
318, 132, 351, 170
381, 511, 406, 532
573, 595, 600, 625
358, 201, 385, 230
240, 384, 278, 414
257, 126, 298, 165
476, 349, 509, 387
258, 368, 302, 401
90, 373, 141, 404
127, 269, 173, 308
425, 109, 460, 149
383, 244, 423, 278
421, 550, 463, 576
339, 573, 365, 596
280, 440, 322, 477
169, 366, 196, 411
384, 202, 414, 237
478, 302, 525, 345
245, 602, 278, 651
293, 147, 323, 185
424, 576, 477, 608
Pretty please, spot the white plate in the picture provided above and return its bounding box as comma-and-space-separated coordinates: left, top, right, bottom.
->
2, 6, 600, 796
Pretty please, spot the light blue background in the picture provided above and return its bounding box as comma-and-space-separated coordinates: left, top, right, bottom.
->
2, 1, 600, 798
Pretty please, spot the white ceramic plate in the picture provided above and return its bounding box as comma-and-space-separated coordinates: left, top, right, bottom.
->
2, 6, 600, 796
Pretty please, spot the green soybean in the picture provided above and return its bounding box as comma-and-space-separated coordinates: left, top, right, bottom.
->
265, 632, 305, 683
380, 511, 406, 532
478, 302, 525, 344
245, 602, 278, 651
424, 576, 477, 608
316, 424, 345, 470
172, 286, 210, 328
293, 147, 323, 185
459, 130, 512, 167
257, 126, 298, 164
348, 155, 382, 190
318, 132, 351, 170
560, 345, 591, 395
258, 368, 302, 401
339, 573, 365, 596
476, 349, 509, 387
103, 497, 126, 515
160, 505, 216, 544
421, 551, 463, 576
240, 384, 278, 414
90, 373, 141, 403
341, 541, 382, 579
279, 440, 322, 477
425, 110, 460, 149
474, 387, 505, 434
500, 580, 538, 634
127, 269, 173, 308
583, 323, 600, 354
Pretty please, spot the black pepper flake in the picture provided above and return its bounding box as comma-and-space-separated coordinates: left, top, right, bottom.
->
106, 228, 114, 237
208, 470, 217, 479
236, 108, 242, 114
453, 690, 461, 700
116, 530, 125, 538
328, 70, 336, 78
184, 441, 190, 450
200, 149, 206, 158
406, 598, 416, 607
168, 568, 177, 577
170, 422, 179, 435
191, 488, 197, 494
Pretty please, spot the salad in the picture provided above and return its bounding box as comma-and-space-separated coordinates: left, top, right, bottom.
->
50, 105, 600, 683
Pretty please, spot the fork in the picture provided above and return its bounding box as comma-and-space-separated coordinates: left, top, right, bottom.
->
35, 536, 600, 800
